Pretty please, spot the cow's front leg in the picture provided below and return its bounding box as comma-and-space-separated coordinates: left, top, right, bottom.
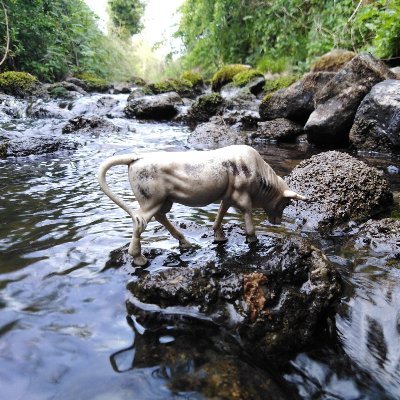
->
232, 191, 257, 243
155, 213, 192, 248
243, 211, 257, 243
213, 201, 229, 242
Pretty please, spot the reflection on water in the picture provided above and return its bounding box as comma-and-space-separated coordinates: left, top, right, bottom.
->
0, 93, 400, 399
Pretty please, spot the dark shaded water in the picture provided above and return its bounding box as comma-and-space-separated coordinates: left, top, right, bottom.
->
1, 93, 400, 399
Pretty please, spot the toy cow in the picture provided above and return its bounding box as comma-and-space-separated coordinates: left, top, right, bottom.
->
98, 145, 306, 265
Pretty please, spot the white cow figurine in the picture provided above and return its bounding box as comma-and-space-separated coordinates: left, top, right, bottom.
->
98, 145, 306, 265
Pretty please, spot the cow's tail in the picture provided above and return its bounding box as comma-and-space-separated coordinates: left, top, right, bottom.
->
97, 154, 141, 218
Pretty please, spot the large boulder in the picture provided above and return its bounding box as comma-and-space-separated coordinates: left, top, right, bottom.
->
187, 93, 225, 125
254, 118, 303, 142
27, 99, 73, 119
0, 137, 77, 158
62, 115, 120, 134
187, 112, 259, 148
349, 80, 400, 154
259, 72, 335, 123
124, 92, 183, 120
305, 54, 396, 147
122, 229, 341, 360
187, 118, 243, 149
284, 151, 393, 232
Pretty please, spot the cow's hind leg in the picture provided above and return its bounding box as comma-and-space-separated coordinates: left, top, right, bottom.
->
128, 205, 161, 266
213, 201, 229, 243
154, 200, 191, 248
155, 213, 192, 248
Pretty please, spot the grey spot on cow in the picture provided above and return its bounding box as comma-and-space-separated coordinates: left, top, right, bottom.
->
222, 160, 240, 175
138, 165, 158, 181
137, 184, 151, 199
241, 163, 251, 178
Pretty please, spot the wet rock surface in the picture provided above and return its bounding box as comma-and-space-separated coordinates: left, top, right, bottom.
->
349, 79, 400, 154
350, 218, 400, 256
0, 136, 77, 157
187, 118, 248, 148
254, 118, 303, 142
124, 92, 183, 120
305, 54, 396, 147
259, 72, 335, 123
187, 92, 225, 125
62, 115, 120, 134
285, 151, 393, 232
111, 226, 342, 360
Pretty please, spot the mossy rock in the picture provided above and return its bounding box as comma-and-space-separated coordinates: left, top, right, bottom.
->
180, 71, 204, 87
74, 72, 110, 93
211, 64, 251, 92
0, 71, 38, 97
187, 92, 225, 124
0, 141, 8, 158
145, 78, 194, 97
311, 49, 356, 72
49, 86, 73, 99
232, 69, 264, 87
129, 76, 147, 86
263, 74, 299, 99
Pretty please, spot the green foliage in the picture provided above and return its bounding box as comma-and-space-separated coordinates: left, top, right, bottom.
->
108, 0, 145, 39
232, 69, 263, 87
256, 57, 290, 74
211, 64, 250, 91
263, 75, 299, 96
177, 0, 400, 74
0, 0, 144, 82
180, 71, 203, 86
0, 71, 38, 95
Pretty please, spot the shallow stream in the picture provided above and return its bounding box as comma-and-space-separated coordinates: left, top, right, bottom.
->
1, 93, 399, 399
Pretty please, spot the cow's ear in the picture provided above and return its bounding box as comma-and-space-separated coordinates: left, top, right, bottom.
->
283, 190, 308, 201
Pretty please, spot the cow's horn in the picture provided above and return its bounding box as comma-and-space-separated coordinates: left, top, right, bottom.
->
283, 190, 307, 201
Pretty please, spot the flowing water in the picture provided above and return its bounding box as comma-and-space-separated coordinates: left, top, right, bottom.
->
0, 93, 399, 399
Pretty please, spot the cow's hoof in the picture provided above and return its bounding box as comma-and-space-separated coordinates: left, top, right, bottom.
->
246, 235, 258, 244
179, 239, 192, 249
133, 254, 148, 266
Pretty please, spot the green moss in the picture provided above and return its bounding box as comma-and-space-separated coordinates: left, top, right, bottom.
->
311, 49, 355, 72
74, 72, 109, 92
49, 86, 71, 98
262, 92, 274, 103
0, 71, 38, 96
0, 141, 8, 158
211, 64, 250, 91
145, 78, 193, 95
188, 92, 224, 123
263, 74, 299, 96
232, 69, 264, 87
180, 71, 203, 86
